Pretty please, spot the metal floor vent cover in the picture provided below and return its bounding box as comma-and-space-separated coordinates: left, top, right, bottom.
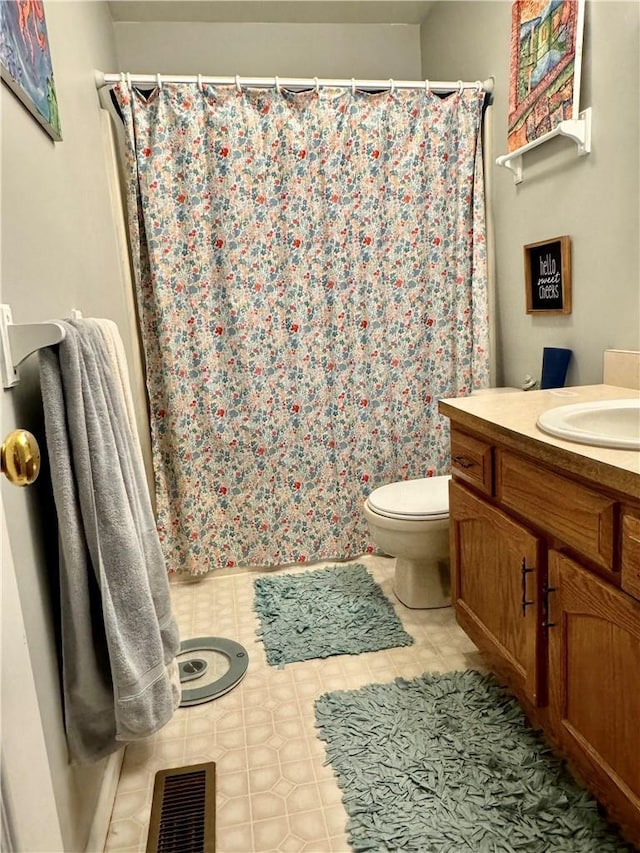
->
178, 637, 248, 707
146, 762, 215, 853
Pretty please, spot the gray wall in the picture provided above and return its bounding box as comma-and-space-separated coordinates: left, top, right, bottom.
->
421, 1, 640, 388
113, 21, 422, 77
0, 2, 135, 849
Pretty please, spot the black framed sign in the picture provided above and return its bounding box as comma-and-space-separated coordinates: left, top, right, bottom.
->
524, 235, 572, 314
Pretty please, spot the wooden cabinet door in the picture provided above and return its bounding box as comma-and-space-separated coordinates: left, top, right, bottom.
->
449, 481, 544, 706
548, 551, 640, 840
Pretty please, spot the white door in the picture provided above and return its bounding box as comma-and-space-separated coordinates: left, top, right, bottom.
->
1, 489, 64, 852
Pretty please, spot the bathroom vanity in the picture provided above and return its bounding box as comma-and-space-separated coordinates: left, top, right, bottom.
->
439, 384, 640, 847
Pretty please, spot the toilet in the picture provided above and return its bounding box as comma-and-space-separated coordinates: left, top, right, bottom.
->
364, 388, 521, 608
363, 475, 452, 609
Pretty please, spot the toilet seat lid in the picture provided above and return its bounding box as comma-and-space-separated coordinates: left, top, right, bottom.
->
367, 475, 451, 520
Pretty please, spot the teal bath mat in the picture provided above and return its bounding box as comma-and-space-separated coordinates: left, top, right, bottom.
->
315, 670, 631, 852
253, 563, 413, 667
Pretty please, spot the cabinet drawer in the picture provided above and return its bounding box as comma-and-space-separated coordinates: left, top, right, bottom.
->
622, 514, 640, 600
450, 429, 493, 496
496, 451, 616, 571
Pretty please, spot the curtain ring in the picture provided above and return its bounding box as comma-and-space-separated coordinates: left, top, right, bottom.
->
389, 79, 395, 95
155, 73, 162, 90
457, 79, 464, 95
120, 71, 127, 90
235, 74, 242, 93
126, 72, 133, 90
476, 80, 483, 93
351, 78, 356, 96
314, 76, 320, 95
424, 79, 430, 96
274, 75, 281, 95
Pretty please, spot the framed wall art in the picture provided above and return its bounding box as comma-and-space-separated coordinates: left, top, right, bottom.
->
508, 0, 585, 153
0, 0, 62, 141
524, 235, 572, 314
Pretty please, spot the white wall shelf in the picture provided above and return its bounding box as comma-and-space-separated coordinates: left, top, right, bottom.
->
496, 107, 592, 184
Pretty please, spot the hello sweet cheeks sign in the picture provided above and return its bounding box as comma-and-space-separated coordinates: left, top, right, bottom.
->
524, 235, 572, 314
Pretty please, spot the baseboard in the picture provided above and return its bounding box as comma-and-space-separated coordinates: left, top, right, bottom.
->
85, 748, 125, 853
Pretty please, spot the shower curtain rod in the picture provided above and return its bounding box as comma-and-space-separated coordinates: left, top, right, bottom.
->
95, 71, 494, 95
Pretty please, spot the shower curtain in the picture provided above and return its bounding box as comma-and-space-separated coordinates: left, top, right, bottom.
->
115, 82, 489, 574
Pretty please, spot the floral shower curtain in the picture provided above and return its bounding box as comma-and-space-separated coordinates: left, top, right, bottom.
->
115, 82, 489, 575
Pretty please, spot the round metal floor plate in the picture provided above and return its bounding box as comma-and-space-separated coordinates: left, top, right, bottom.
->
178, 637, 249, 707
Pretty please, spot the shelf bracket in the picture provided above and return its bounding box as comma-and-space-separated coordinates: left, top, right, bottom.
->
496, 107, 592, 184
1, 304, 67, 389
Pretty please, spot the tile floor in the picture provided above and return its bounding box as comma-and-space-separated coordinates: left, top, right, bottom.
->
104, 554, 483, 853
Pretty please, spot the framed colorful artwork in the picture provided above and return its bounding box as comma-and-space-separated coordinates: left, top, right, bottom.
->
508, 0, 585, 153
0, 0, 62, 141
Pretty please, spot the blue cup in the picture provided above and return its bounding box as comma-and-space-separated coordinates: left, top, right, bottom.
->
540, 347, 572, 389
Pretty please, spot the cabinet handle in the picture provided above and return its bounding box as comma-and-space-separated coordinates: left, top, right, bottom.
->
453, 454, 475, 469
543, 583, 557, 630
521, 558, 534, 616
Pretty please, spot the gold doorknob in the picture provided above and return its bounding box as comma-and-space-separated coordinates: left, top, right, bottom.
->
1, 430, 41, 486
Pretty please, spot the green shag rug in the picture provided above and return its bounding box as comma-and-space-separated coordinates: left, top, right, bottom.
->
315, 670, 632, 852
253, 563, 413, 667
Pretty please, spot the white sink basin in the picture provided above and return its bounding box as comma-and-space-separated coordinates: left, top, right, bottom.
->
537, 398, 640, 450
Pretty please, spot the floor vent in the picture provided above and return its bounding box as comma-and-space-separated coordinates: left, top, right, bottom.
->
146, 762, 216, 853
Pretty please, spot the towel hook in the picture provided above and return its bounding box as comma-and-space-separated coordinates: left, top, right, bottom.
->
0, 304, 68, 388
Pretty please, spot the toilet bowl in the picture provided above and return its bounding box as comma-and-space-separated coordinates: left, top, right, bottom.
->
363, 389, 521, 608
363, 475, 451, 609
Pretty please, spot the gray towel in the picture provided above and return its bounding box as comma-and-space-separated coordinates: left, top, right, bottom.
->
39, 320, 180, 764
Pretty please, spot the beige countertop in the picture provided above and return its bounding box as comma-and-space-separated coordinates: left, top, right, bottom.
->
439, 385, 640, 494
